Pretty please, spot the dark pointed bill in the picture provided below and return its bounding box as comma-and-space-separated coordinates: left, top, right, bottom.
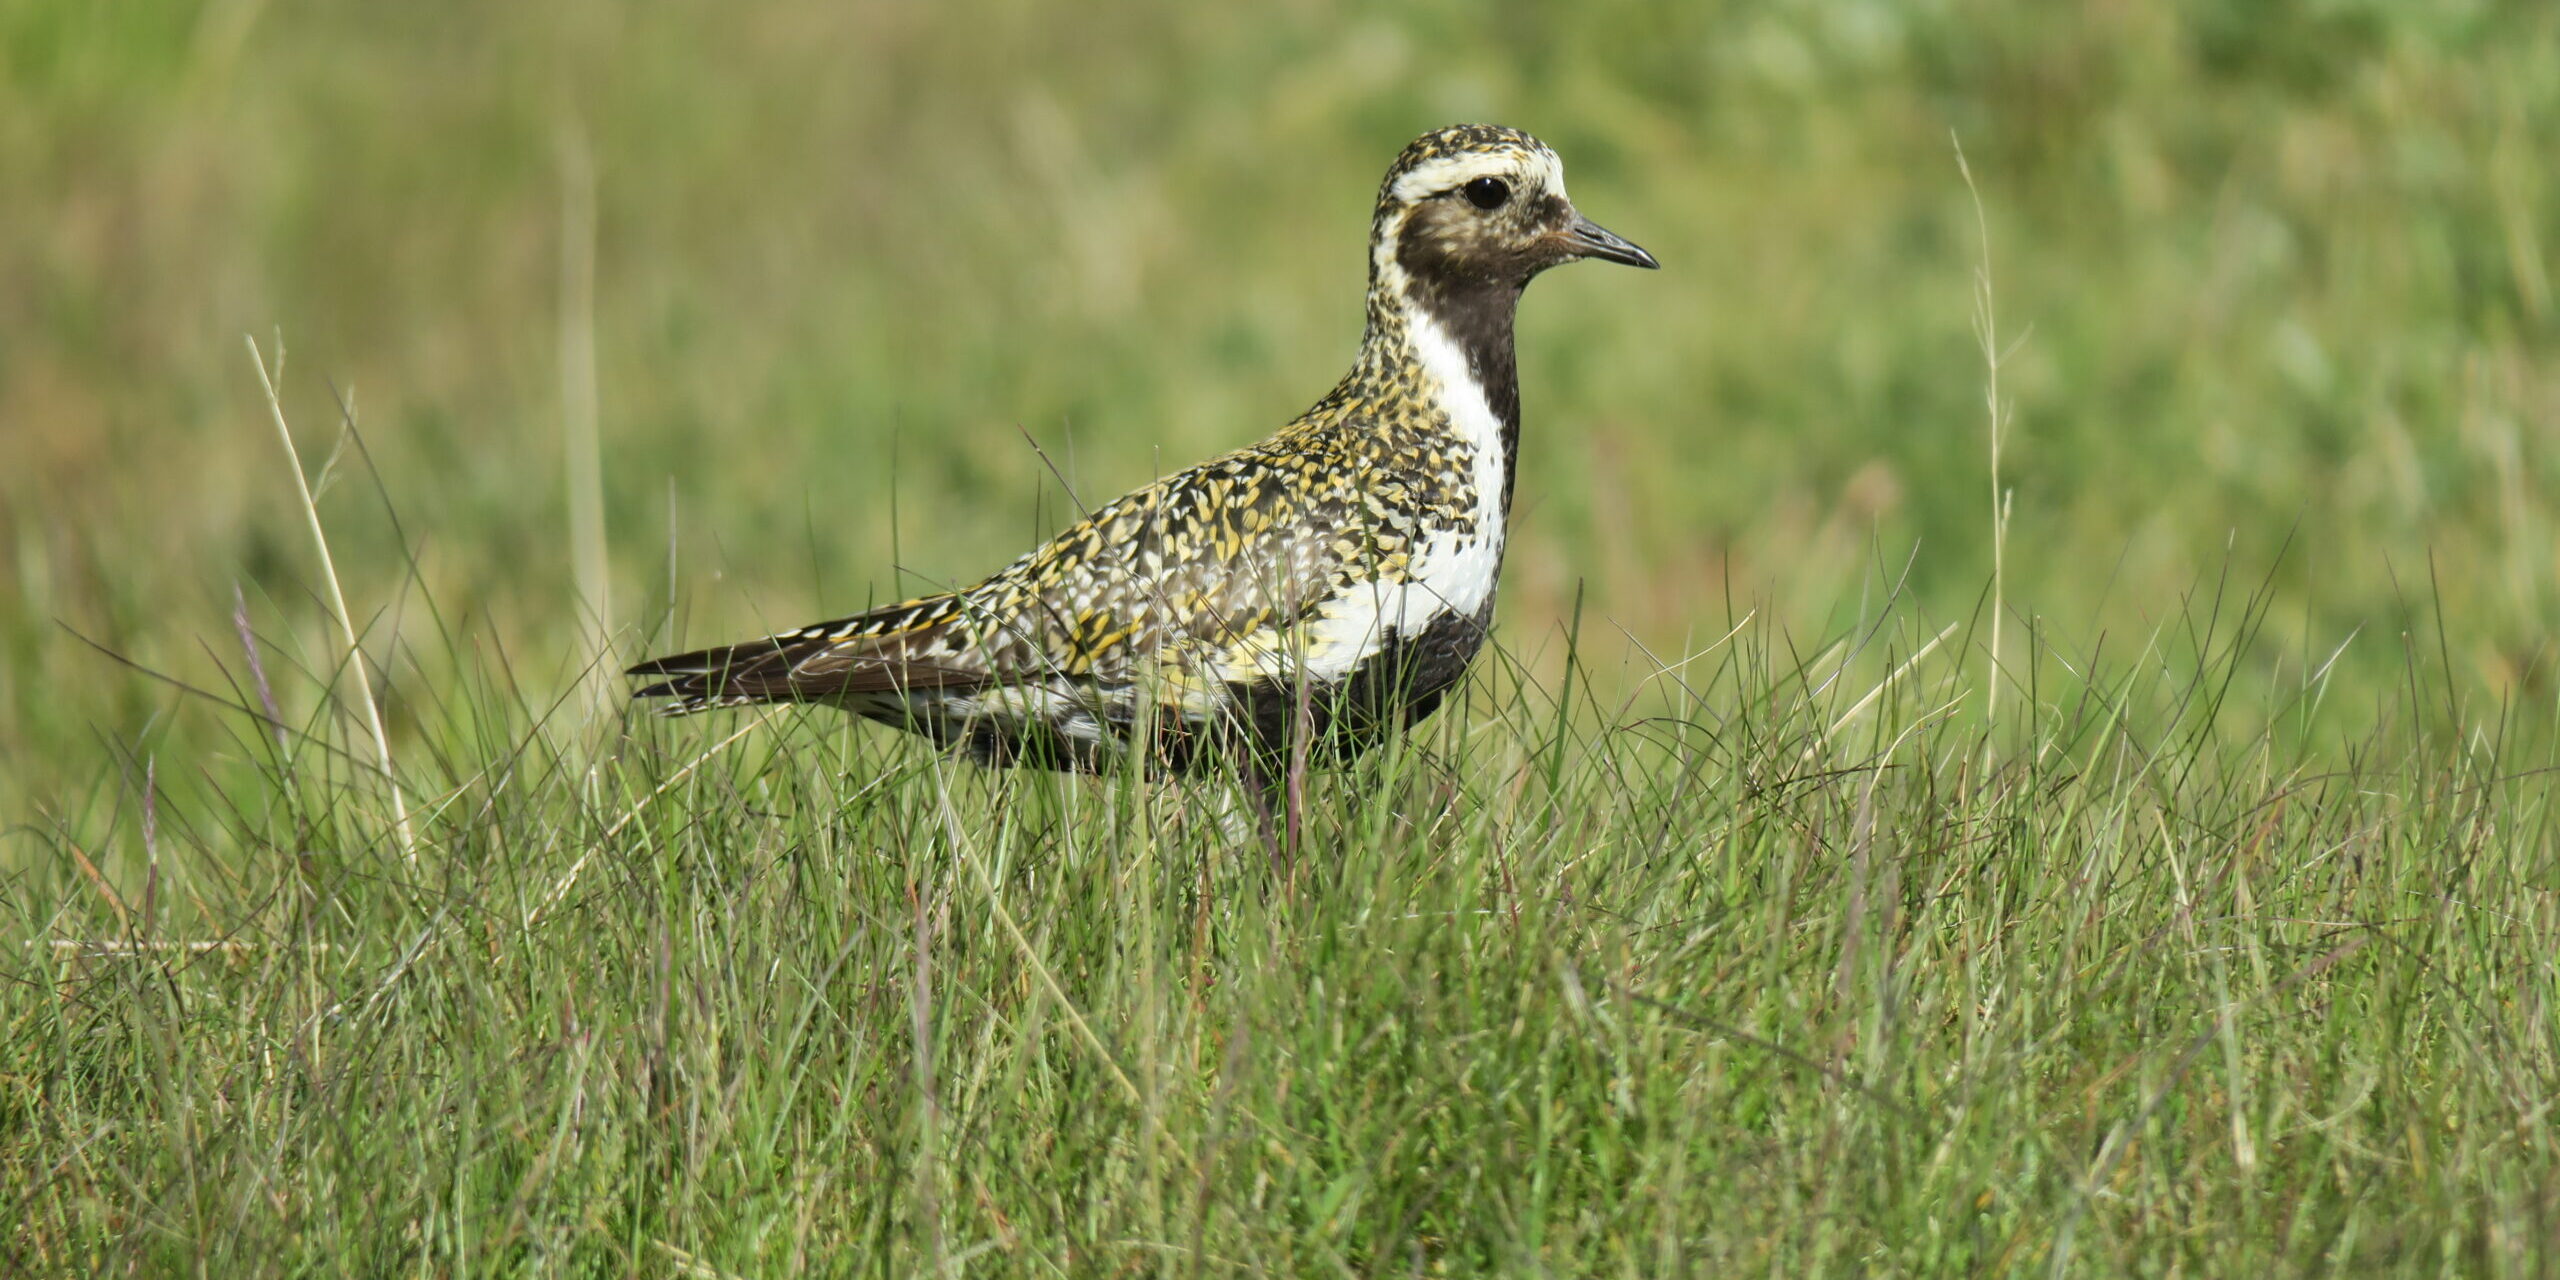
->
1560, 215, 1659, 269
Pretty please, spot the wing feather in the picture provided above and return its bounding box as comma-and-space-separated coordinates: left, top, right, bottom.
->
628, 595, 983, 714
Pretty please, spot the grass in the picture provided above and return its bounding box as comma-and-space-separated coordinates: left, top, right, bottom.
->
7, 561, 2557, 1273
5, 0, 2560, 1273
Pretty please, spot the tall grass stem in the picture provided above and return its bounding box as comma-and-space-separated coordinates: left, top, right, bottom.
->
1955, 135, 2012, 725
559, 118, 612, 716
246, 333, 418, 864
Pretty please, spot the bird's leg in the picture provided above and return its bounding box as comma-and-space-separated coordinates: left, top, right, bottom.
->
1283, 752, 1307, 867
1235, 750, 1287, 874
1283, 677, 1316, 879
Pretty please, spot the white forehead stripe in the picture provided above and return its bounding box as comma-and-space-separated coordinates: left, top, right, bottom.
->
1389, 147, 1565, 204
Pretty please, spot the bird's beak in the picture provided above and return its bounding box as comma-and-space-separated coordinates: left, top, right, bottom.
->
1558, 213, 1659, 269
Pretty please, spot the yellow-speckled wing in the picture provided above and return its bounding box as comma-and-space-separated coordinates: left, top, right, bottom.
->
948, 431, 1430, 692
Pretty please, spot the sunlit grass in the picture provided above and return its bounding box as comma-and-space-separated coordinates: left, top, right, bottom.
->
7, 551, 2556, 1273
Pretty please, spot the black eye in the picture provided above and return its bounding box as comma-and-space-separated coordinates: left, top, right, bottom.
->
1461, 177, 1511, 211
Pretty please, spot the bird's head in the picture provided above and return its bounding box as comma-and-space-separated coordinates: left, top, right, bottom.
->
1369, 124, 1657, 309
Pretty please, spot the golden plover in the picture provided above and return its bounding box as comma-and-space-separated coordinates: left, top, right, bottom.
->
630, 124, 1655, 809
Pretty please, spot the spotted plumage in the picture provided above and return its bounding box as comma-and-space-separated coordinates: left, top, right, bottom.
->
629, 124, 1656, 774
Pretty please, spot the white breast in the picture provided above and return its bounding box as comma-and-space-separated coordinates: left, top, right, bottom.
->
1287, 308, 1509, 683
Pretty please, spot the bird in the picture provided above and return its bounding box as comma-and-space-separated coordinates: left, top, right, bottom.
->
629, 124, 1655, 834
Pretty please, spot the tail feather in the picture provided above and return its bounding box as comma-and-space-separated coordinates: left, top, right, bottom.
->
627, 595, 982, 716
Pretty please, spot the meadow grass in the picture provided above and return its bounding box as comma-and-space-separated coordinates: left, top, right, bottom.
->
6, 1, 2560, 1273
7, 527, 2558, 1273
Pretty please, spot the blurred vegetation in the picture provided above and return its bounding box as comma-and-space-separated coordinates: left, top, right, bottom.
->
5, 0, 2558, 818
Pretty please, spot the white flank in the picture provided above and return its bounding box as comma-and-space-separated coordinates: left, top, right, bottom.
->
916, 685, 1113, 750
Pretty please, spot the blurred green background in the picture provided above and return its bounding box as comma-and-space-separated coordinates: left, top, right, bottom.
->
4, 0, 2556, 824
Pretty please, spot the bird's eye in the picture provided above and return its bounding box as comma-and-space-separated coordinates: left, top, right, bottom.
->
1461, 177, 1511, 211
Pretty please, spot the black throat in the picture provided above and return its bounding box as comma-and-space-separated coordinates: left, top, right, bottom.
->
1391, 240, 1526, 510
